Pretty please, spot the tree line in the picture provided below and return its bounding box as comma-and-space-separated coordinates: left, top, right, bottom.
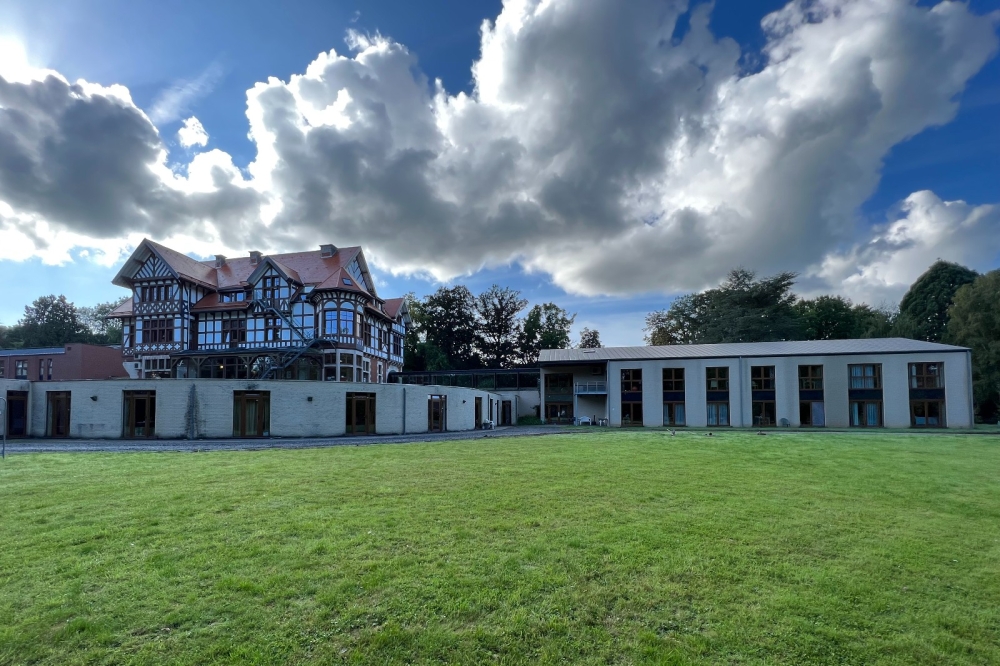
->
0, 295, 128, 349
403, 285, 601, 372
643, 261, 998, 422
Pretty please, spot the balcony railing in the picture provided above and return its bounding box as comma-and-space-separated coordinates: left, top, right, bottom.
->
575, 381, 607, 394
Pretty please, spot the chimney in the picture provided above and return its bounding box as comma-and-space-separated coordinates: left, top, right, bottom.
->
320, 244, 337, 258
249, 250, 262, 265
214, 255, 226, 268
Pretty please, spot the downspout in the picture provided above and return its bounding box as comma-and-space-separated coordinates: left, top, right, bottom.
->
737, 356, 744, 428
401, 384, 406, 435
966, 350, 975, 428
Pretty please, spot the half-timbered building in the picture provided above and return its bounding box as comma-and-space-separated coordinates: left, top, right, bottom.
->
110, 240, 409, 381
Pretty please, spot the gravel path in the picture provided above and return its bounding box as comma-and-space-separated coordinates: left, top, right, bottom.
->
0, 425, 578, 455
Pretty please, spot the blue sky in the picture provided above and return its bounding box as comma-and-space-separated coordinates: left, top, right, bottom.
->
0, 0, 998, 346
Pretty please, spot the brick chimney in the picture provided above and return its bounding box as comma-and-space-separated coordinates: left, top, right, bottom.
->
214, 255, 226, 268
249, 250, 262, 265
320, 244, 337, 258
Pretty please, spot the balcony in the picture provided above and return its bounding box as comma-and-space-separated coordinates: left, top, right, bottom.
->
575, 381, 607, 395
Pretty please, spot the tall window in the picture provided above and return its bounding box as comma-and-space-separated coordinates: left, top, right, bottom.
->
662, 367, 685, 391
750, 366, 775, 390
142, 318, 174, 344
38, 359, 45, 381
392, 333, 402, 356
264, 316, 280, 342
15, 360, 27, 379
707, 402, 729, 426
909, 363, 942, 389
799, 365, 823, 390
261, 276, 279, 301
47, 359, 53, 380
621, 369, 642, 392
0, 363, 5, 378
849, 364, 882, 389
706, 367, 728, 391
222, 318, 247, 344
340, 308, 355, 336
850, 401, 883, 427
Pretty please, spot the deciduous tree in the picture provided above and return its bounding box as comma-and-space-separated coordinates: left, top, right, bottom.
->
895, 260, 978, 342
946, 270, 1000, 422
519, 303, 575, 364
17, 295, 89, 348
578, 327, 602, 349
475, 285, 528, 368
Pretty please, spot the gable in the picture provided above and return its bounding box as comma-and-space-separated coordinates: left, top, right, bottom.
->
134, 253, 174, 280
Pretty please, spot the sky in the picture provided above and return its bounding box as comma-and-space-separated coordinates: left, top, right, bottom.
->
0, 0, 998, 347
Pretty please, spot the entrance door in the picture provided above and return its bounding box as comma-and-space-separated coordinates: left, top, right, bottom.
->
46, 391, 71, 438
475, 397, 482, 429
346, 392, 376, 435
6, 391, 28, 437
233, 391, 271, 437
123, 391, 156, 438
428, 395, 447, 432
501, 400, 512, 426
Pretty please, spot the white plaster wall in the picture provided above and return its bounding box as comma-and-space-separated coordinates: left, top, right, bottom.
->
603, 351, 972, 429
18, 379, 502, 439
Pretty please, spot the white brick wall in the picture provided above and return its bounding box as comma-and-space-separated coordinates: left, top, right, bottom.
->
0, 378, 502, 439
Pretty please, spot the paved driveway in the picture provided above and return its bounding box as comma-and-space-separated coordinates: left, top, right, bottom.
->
1, 425, 579, 455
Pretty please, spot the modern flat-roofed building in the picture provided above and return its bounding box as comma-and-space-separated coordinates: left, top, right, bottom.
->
538, 338, 974, 429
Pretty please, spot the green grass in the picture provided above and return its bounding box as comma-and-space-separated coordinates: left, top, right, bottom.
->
1, 431, 999, 665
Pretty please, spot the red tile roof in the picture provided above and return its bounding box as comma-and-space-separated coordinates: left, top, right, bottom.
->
382, 298, 405, 319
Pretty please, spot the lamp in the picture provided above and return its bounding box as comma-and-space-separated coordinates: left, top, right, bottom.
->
90, 395, 98, 401
307, 396, 313, 402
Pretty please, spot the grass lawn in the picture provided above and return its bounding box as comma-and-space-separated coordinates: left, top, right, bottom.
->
1, 431, 999, 665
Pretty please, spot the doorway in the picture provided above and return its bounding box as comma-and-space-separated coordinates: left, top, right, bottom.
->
346, 392, 376, 435
475, 397, 482, 429
123, 391, 156, 438
233, 391, 270, 437
428, 395, 447, 432
46, 391, 71, 438
501, 400, 512, 426
5, 391, 27, 437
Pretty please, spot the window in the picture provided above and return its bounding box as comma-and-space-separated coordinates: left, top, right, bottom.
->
343, 278, 353, 286
142, 318, 174, 344
340, 309, 356, 336
799, 365, 823, 390
707, 402, 729, 426
264, 316, 280, 342
752, 400, 776, 427
663, 402, 685, 426
261, 276, 279, 301
143, 357, 171, 378
219, 291, 246, 303
849, 364, 882, 389
47, 359, 53, 381
911, 400, 945, 428
621, 369, 642, 392
850, 401, 883, 427
706, 367, 728, 391
750, 366, 775, 390
38, 359, 44, 381
140, 284, 170, 302
545, 374, 573, 394
662, 367, 685, 391
909, 363, 942, 389
0, 363, 5, 378
392, 333, 402, 356
15, 360, 27, 379
364, 321, 373, 346
222, 318, 247, 344
800, 401, 825, 427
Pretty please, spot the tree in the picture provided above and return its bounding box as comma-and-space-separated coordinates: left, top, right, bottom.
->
644, 293, 707, 345
17, 295, 89, 348
519, 303, 575, 365
475, 285, 528, 368
854, 303, 897, 339
795, 296, 861, 340
79, 296, 129, 345
578, 327, 602, 349
946, 270, 1000, 422
419, 286, 481, 370
896, 260, 978, 342
644, 269, 801, 345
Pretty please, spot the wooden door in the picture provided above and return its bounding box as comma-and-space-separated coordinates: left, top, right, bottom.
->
123, 391, 156, 438
46, 391, 71, 438
501, 400, 512, 426
346, 393, 376, 435
233, 391, 271, 437
6, 391, 28, 437
428, 395, 447, 432
475, 397, 482, 429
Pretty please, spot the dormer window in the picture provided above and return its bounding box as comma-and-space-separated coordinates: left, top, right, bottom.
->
343, 278, 353, 286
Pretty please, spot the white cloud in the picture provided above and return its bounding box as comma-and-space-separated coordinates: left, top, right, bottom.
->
148, 61, 223, 125
177, 116, 209, 147
0, 0, 997, 306
808, 191, 1000, 304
